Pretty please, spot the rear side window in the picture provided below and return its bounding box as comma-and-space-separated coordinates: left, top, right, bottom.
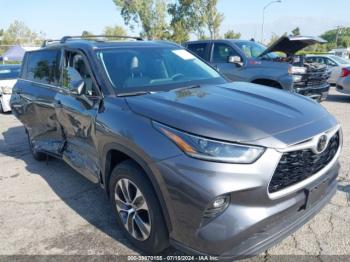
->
26, 50, 61, 85
187, 43, 209, 61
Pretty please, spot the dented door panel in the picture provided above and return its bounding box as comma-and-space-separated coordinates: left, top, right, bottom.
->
55, 91, 100, 183
11, 79, 65, 155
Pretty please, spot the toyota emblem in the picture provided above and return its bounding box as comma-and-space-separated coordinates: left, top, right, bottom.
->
316, 135, 328, 153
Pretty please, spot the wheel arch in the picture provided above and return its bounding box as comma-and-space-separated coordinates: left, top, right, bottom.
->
101, 143, 173, 232
251, 78, 283, 89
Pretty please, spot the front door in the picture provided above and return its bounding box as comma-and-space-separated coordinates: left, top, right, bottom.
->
211, 43, 244, 82
55, 49, 102, 183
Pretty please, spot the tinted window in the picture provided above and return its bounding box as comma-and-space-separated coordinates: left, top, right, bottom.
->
97, 47, 224, 92
0, 66, 20, 80
187, 43, 208, 60
212, 43, 240, 63
26, 50, 61, 85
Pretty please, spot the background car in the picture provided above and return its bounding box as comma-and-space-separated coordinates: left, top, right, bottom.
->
306, 54, 350, 85
0, 64, 21, 113
336, 66, 350, 95
184, 36, 331, 102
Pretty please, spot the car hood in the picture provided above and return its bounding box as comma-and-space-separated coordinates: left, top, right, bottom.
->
259, 35, 327, 57
126, 82, 335, 148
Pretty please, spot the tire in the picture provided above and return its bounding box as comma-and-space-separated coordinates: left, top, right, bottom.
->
27, 133, 47, 161
0, 100, 3, 113
109, 160, 169, 254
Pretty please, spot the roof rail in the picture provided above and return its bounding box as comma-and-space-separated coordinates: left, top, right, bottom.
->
60, 35, 143, 43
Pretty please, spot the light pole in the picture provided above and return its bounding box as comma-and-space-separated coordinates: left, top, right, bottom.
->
261, 0, 282, 44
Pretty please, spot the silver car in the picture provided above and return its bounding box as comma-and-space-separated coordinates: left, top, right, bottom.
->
306, 54, 350, 84
336, 66, 350, 95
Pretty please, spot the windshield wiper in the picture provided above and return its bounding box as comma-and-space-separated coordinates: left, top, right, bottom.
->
117, 91, 152, 97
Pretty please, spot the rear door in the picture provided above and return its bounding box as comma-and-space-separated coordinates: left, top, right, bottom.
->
210, 42, 244, 81
54, 49, 102, 183
186, 42, 211, 61
11, 49, 65, 156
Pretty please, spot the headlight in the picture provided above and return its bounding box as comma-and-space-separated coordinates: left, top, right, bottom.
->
154, 122, 265, 164
292, 75, 303, 82
288, 66, 307, 75
1, 86, 12, 94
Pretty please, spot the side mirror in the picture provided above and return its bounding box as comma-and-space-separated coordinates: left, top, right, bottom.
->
64, 67, 85, 95
228, 56, 242, 65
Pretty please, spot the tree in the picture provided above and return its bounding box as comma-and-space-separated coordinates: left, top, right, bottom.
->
168, 0, 223, 40
112, 0, 167, 40
81, 30, 94, 37
292, 27, 300, 36
224, 30, 241, 39
103, 25, 128, 40
203, 0, 224, 39
267, 33, 280, 46
2, 20, 43, 45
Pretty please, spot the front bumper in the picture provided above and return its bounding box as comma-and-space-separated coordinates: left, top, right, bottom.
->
0, 93, 12, 112
294, 83, 330, 101
151, 128, 341, 259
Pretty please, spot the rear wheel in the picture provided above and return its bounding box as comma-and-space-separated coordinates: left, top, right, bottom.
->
109, 160, 169, 254
27, 133, 47, 161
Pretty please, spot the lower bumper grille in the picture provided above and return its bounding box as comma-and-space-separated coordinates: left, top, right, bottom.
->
269, 131, 340, 193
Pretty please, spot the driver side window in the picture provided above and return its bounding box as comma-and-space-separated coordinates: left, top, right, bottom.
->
212, 43, 240, 63
62, 51, 97, 96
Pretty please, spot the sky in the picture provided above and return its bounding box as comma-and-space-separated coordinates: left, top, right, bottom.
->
1, 0, 350, 43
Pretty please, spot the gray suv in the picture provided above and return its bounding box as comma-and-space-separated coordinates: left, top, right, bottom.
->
10, 36, 342, 260
184, 36, 331, 101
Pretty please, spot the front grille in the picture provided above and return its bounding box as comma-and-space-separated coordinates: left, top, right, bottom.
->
269, 132, 340, 193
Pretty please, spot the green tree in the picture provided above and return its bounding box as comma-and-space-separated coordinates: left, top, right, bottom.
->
168, 0, 223, 40
2, 20, 43, 45
81, 30, 94, 37
224, 30, 241, 39
292, 27, 300, 36
103, 25, 127, 37
112, 0, 167, 40
203, 0, 224, 39
267, 33, 280, 46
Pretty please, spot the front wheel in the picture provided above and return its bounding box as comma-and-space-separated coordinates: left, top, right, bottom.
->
109, 160, 169, 254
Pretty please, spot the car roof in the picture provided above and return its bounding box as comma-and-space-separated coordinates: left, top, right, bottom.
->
184, 39, 253, 45
29, 39, 182, 53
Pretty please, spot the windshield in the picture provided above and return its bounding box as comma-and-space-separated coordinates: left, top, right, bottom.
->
234, 41, 279, 59
0, 66, 20, 80
330, 55, 350, 65
97, 47, 225, 92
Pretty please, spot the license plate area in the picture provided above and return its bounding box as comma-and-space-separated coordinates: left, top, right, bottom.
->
305, 179, 329, 209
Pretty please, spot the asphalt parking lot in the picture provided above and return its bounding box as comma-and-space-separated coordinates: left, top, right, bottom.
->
0, 88, 350, 260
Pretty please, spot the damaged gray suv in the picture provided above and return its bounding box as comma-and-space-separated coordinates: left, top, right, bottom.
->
11, 36, 342, 260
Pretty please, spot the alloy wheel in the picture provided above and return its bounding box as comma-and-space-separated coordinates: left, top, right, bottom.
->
114, 178, 151, 241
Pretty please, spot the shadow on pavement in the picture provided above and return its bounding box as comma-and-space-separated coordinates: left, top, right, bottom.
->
0, 125, 178, 256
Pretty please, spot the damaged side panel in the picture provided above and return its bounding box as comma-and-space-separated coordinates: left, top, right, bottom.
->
11, 79, 65, 156
55, 92, 100, 183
